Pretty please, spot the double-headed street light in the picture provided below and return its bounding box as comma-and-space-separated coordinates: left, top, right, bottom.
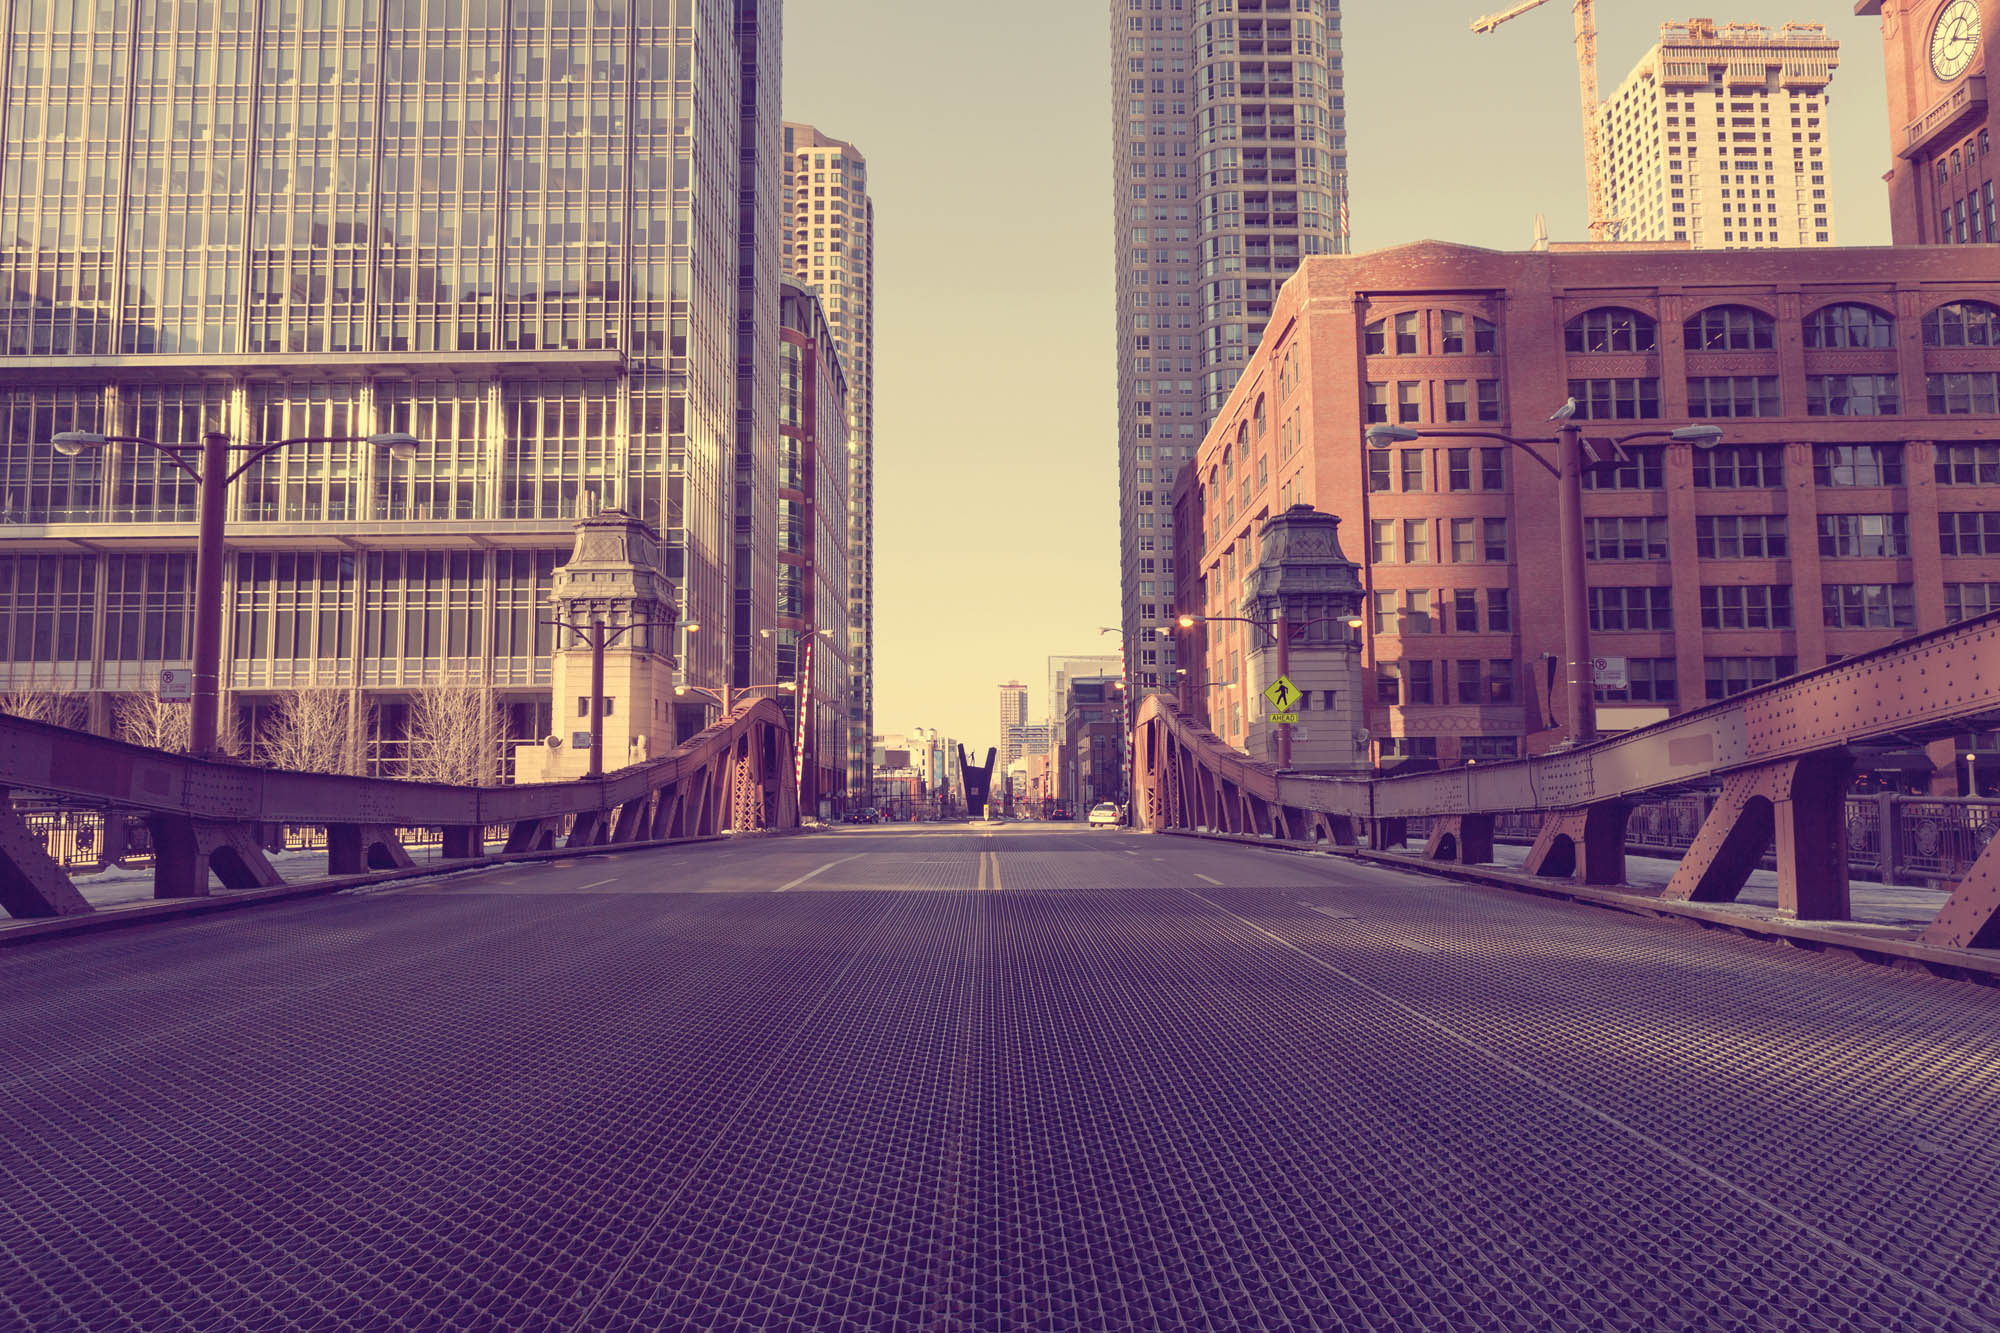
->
1366, 411, 1723, 747
49, 426, 420, 759
1169, 612, 1362, 767
540, 616, 677, 778
673, 681, 796, 716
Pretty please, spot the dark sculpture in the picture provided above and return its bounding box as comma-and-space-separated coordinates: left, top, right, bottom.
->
959, 744, 998, 818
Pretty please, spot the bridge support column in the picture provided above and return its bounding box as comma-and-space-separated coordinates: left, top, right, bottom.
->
1313, 813, 1359, 847
0, 793, 93, 918
1662, 750, 1852, 920
1424, 814, 1494, 865
1373, 817, 1408, 850
327, 824, 415, 876
1523, 803, 1631, 885
567, 809, 612, 848
504, 817, 561, 854
440, 824, 483, 859
610, 799, 649, 844
147, 815, 284, 898
1919, 832, 2000, 950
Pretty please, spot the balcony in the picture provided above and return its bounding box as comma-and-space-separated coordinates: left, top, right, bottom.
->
1901, 76, 1987, 159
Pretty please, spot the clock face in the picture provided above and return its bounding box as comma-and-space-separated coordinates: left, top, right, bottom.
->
1931, 0, 1981, 81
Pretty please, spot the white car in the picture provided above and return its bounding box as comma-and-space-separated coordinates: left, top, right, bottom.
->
1088, 802, 1121, 828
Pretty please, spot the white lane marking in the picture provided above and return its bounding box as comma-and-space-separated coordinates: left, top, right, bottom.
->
575, 878, 617, 891
776, 854, 863, 893
976, 853, 987, 892
989, 852, 1004, 893
1195, 873, 1223, 886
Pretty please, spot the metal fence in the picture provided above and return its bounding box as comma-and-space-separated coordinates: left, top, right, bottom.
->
20, 808, 517, 873
1486, 794, 1999, 886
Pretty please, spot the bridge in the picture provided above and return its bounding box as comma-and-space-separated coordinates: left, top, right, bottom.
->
3, 616, 2000, 1329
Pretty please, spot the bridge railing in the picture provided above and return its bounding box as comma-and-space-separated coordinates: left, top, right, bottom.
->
1136, 609, 2000, 952
0, 697, 798, 922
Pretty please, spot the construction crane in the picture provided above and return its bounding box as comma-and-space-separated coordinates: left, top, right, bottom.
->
1471, 0, 1617, 241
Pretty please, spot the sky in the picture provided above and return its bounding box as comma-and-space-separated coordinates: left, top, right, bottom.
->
781, 1, 1895, 751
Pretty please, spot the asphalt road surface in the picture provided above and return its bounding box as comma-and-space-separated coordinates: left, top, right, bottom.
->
4, 824, 1999, 1331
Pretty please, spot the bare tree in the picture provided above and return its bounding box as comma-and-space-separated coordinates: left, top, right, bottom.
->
1, 689, 88, 730
114, 693, 191, 752
403, 683, 501, 785
261, 689, 365, 775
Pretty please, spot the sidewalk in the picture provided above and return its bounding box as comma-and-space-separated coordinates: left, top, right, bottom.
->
1377, 842, 1953, 930
65, 842, 500, 910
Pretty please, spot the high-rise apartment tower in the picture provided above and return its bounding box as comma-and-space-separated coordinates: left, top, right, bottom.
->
1110, 0, 1349, 697
782, 123, 874, 806
1599, 20, 1840, 249
0, 0, 781, 771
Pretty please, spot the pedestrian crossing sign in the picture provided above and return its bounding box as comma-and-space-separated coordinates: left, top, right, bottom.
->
1263, 676, 1301, 712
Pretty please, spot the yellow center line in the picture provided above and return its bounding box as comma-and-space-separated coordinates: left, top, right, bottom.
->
989, 851, 1004, 893
975, 851, 988, 892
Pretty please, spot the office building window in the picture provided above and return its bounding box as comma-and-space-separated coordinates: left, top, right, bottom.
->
1945, 582, 2000, 622
1486, 659, 1516, 703
1692, 445, 1783, 488
1584, 445, 1664, 491
1460, 735, 1519, 760
1366, 382, 1389, 423
1366, 450, 1392, 493
1486, 588, 1512, 632
1443, 380, 1470, 423
1568, 378, 1661, 420
1402, 519, 1431, 564
1399, 450, 1426, 492
1369, 519, 1395, 564
1705, 655, 1797, 700
1453, 588, 1479, 632
1936, 444, 2000, 485
1926, 372, 2000, 414
1456, 660, 1483, 704
1449, 518, 1475, 563
1806, 375, 1899, 416
1687, 376, 1780, 418
1483, 518, 1510, 561
1921, 301, 2000, 347
1684, 304, 1775, 351
1397, 382, 1422, 424
1404, 590, 1435, 634
1405, 659, 1435, 704
1819, 514, 1909, 558
1803, 303, 1894, 349
1587, 516, 1668, 561
1476, 380, 1503, 422
1821, 583, 1915, 629
1564, 307, 1657, 353
1588, 586, 1672, 630
1696, 515, 1787, 558
1940, 512, 2000, 557
1700, 585, 1793, 629
1812, 444, 1903, 487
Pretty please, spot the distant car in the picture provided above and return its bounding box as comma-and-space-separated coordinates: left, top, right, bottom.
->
1088, 802, 1121, 828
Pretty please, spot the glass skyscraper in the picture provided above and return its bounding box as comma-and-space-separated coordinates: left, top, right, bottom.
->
1110, 0, 1348, 695
0, 0, 781, 771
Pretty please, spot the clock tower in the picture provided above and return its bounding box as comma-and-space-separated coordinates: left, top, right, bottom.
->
1859, 0, 1996, 243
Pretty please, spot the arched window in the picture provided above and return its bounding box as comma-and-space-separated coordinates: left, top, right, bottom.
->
1235, 422, 1250, 453
1363, 320, 1386, 356
1804, 303, 1895, 350
1923, 301, 2000, 347
1684, 304, 1775, 352
1440, 311, 1497, 354
1253, 396, 1266, 436
1564, 307, 1657, 354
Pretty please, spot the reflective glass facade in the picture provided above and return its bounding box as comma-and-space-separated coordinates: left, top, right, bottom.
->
0, 0, 777, 770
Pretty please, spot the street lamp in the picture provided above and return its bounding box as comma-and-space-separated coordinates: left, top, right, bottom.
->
1170, 610, 1363, 768
539, 615, 676, 778
1366, 412, 1723, 748
49, 426, 421, 758
673, 681, 796, 714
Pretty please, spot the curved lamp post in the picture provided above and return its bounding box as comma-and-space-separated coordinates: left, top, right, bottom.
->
540, 616, 676, 778
51, 427, 419, 758
1366, 412, 1722, 748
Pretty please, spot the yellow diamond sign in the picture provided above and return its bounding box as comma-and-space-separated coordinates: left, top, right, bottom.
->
1263, 675, 1301, 712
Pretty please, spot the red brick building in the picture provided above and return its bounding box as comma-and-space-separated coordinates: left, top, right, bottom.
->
1172, 241, 2000, 784
1859, 0, 1998, 244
